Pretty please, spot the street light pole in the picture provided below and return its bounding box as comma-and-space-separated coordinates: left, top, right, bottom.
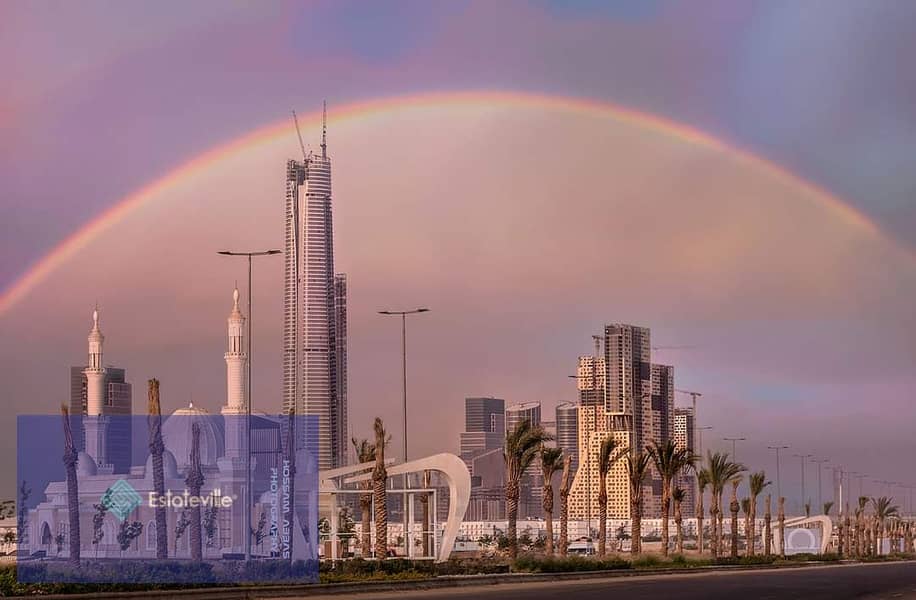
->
378, 308, 429, 558
811, 458, 829, 512
218, 249, 281, 561
696, 426, 713, 456
792, 454, 812, 514
768, 445, 789, 502
723, 437, 746, 462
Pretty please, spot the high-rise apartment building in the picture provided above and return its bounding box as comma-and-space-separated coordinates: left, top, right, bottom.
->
555, 402, 579, 472
505, 401, 541, 433
569, 324, 674, 519
673, 407, 697, 515
69, 364, 132, 474
334, 273, 348, 465
283, 106, 348, 469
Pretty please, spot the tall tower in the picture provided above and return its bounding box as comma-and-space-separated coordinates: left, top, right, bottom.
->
83, 308, 110, 469
284, 104, 347, 469
223, 287, 248, 459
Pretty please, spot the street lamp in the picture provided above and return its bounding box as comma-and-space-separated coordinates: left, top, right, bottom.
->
723, 437, 746, 462
217, 249, 281, 561
378, 307, 429, 558
768, 445, 789, 502
793, 454, 812, 515
696, 426, 713, 456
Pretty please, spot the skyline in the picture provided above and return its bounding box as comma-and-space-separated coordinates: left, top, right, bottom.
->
0, 97, 913, 507
1, 1, 914, 512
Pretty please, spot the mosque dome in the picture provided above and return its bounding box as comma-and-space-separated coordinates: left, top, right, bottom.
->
76, 452, 97, 476
144, 449, 179, 480
162, 403, 225, 469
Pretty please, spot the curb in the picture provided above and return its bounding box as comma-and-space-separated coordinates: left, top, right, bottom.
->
11, 559, 913, 600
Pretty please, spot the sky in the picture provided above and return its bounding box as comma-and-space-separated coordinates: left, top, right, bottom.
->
1, 0, 915, 509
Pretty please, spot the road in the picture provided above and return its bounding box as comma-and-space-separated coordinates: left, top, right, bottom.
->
286, 562, 916, 600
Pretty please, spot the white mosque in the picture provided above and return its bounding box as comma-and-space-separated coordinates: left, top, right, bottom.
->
24, 288, 471, 563
24, 290, 314, 560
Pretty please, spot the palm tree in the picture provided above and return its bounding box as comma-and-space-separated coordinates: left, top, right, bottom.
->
647, 440, 696, 557
740, 497, 750, 551
823, 501, 833, 517
764, 494, 772, 556
504, 419, 552, 560
60, 405, 80, 567
777, 496, 786, 556
147, 379, 168, 559
186, 422, 204, 561
871, 496, 899, 555
804, 502, 811, 518
558, 454, 573, 557
729, 478, 741, 558
672, 487, 686, 554
855, 496, 868, 557
625, 449, 651, 555
540, 446, 564, 556
372, 418, 388, 559
351, 437, 376, 558
597, 436, 626, 556
696, 469, 709, 554
747, 471, 769, 556
705, 451, 746, 559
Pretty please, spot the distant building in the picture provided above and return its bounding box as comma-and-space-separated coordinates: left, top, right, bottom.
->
505, 401, 541, 433
69, 361, 132, 475
673, 407, 696, 515
555, 402, 579, 472
459, 397, 505, 468
283, 105, 347, 469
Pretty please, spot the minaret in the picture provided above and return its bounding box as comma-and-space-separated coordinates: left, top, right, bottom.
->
83, 308, 110, 469
222, 288, 248, 459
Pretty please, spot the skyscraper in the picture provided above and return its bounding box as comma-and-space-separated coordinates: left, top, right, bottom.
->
673, 407, 696, 515
505, 401, 541, 433
283, 105, 348, 470
459, 396, 504, 469
555, 402, 579, 472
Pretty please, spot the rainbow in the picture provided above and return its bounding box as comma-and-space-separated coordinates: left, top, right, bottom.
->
0, 90, 893, 316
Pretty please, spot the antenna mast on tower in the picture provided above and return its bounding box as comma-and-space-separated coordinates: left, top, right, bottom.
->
292, 110, 307, 160
321, 100, 327, 158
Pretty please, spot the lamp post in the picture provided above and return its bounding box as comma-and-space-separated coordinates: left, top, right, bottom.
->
217, 249, 281, 561
696, 426, 713, 456
792, 454, 812, 515
811, 458, 829, 512
723, 437, 746, 462
768, 445, 789, 502
378, 308, 429, 558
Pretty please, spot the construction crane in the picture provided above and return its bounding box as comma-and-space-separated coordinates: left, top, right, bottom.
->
291, 110, 308, 160
652, 345, 696, 351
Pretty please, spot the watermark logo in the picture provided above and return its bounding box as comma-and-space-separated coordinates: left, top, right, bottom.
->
785, 527, 819, 554
103, 479, 143, 521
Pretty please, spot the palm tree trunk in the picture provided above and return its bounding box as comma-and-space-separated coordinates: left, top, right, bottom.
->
729, 484, 739, 558
710, 494, 720, 559
764, 494, 772, 556
674, 497, 683, 554
748, 497, 757, 557
598, 480, 607, 556
186, 423, 204, 561
360, 494, 372, 557
777, 497, 785, 557
372, 423, 388, 560
543, 477, 555, 557
61, 407, 80, 567
420, 470, 431, 557
545, 512, 554, 556
506, 480, 519, 560
558, 456, 571, 557
696, 489, 705, 555
660, 481, 670, 557
630, 495, 641, 555
147, 379, 168, 559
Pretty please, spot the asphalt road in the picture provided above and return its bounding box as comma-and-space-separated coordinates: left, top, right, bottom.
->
288, 562, 916, 600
